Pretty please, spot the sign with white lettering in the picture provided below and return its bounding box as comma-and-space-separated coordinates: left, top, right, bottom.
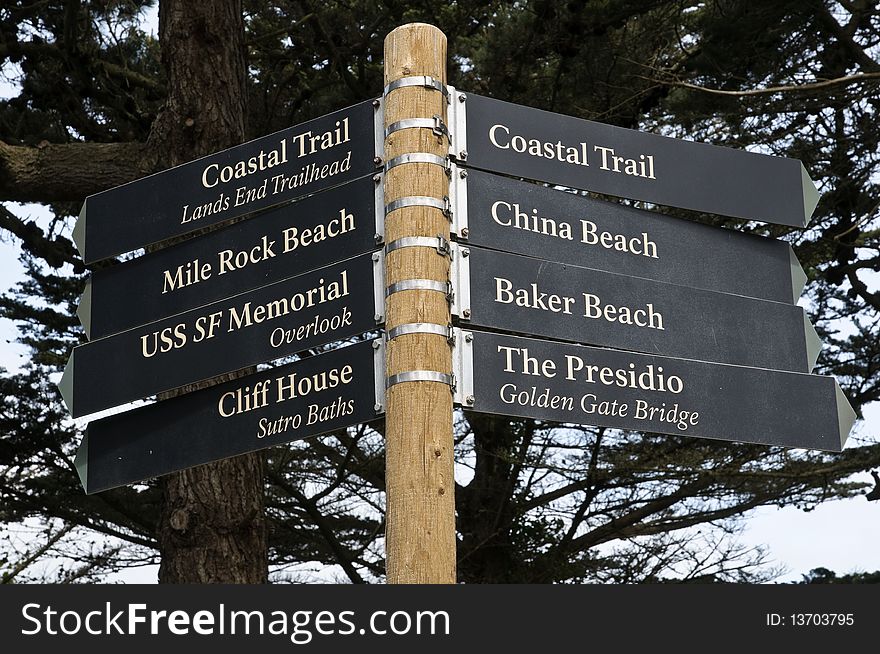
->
59, 253, 379, 418
80, 175, 378, 340
462, 169, 806, 304
74, 100, 377, 264
462, 246, 819, 373
465, 330, 855, 451
74, 340, 380, 494
463, 94, 819, 228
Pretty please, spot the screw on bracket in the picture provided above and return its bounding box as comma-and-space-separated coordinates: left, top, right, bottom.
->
460, 227, 470, 239
465, 395, 475, 406
462, 308, 471, 319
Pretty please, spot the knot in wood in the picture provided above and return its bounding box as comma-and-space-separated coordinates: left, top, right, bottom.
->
169, 508, 190, 531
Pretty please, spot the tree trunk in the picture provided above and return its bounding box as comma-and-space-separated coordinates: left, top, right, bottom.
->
153, 0, 268, 584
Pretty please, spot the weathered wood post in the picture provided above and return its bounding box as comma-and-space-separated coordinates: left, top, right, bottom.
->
382, 23, 456, 583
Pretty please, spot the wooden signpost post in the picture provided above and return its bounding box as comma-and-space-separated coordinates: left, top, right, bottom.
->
60, 22, 857, 586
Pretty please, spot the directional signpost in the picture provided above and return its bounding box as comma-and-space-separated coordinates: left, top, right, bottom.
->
459, 246, 820, 373
56, 23, 858, 586
80, 174, 380, 339
61, 253, 380, 417
75, 339, 381, 494
458, 330, 855, 452
459, 169, 806, 304
461, 93, 820, 227
74, 99, 378, 264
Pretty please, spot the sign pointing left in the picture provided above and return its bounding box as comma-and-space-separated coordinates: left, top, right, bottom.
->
74, 99, 377, 264
59, 253, 379, 418
75, 339, 381, 494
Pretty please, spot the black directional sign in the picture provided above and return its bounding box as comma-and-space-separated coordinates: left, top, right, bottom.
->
463, 93, 819, 227
462, 169, 806, 304
466, 330, 855, 451
80, 174, 378, 340
75, 340, 379, 494
59, 253, 378, 418
462, 246, 819, 373
74, 99, 377, 264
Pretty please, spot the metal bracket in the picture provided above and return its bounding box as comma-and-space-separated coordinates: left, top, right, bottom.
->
449, 243, 471, 319
452, 328, 475, 407
385, 115, 450, 141
384, 75, 450, 102
385, 278, 451, 298
373, 171, 385, 245
373, 338, 386, 415
447, 85, 468, 162
386, 370, 455, 390
372, 96, 384, 166
384, 152, 450, 174
385, 235, 450, 258
371, 251, 385, 325
385, 195, 452, 219
386, 322, 453, 342
449, 163, 469, 238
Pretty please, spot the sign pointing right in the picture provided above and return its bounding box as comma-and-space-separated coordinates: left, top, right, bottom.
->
463, 93, 820, 227
461, 169, 807, 305
463, 330, 855, 451
461, 246, 821, 374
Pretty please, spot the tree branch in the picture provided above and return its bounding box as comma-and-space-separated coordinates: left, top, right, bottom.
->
648, 71, 880, 98
0, 205, 83, 269
0, 140, 152, 204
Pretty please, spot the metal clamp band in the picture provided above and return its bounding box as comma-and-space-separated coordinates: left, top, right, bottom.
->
385, 279, 450, 297
386, 322, 452, 341
386, 371, 455, 389
384, 76, 450, 100
385, 115, 449, 140
384, 152, 450, 173
385, 235, 450, 257
385, 195, 452, 218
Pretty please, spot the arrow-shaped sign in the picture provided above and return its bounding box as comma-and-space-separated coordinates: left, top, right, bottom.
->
75, 339, 380, 494
462, 93, 819, 227
79, 174, 378, 340
74, 99, 377, 264
461, 169, 806, 304
59, 253, 380, 418
462, 330, 855, 451
459, 246, 820, 373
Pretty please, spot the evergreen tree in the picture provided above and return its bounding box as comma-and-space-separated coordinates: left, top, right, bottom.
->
1, 0, 878, 583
